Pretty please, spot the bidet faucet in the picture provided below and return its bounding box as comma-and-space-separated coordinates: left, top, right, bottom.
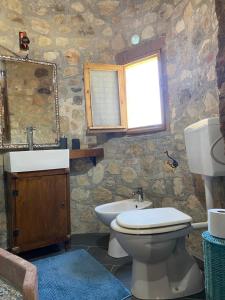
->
132, 187, 144, 202
25, 126, 36, 150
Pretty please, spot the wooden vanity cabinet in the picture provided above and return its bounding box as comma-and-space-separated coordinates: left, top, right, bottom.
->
4, 169, 71, 253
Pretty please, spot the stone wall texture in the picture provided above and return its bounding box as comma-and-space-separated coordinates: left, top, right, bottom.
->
215, 0, 225, 135
0, 0, 220, 258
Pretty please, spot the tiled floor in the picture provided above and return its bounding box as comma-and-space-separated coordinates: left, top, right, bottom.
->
21, 233, 206, 300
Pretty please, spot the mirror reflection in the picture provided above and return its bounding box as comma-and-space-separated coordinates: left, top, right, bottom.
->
0, 56, 60, 149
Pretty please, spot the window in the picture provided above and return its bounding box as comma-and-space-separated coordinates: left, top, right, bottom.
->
84, 50, 166, 134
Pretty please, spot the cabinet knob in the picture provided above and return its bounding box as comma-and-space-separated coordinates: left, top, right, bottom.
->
61, 203, 65, 208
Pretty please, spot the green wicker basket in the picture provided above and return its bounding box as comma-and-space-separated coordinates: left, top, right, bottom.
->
202, 231, 225, 300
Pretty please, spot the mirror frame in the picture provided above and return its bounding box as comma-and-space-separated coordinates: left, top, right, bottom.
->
0, 55, 60, 149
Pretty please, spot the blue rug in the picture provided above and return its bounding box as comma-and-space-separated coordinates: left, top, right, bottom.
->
33, 249, 131, 300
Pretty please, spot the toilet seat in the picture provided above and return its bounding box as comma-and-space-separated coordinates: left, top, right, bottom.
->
111, 207, 192, 235
111, 219, 190, 234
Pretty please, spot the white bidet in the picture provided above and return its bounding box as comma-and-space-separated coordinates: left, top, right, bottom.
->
95, 199, 152, 258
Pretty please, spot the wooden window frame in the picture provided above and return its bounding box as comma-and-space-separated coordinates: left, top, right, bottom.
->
84, 63, 127, 132
84, 38, 168, 135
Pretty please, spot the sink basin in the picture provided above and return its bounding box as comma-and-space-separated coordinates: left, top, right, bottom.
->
3, 149, 69, 172
95, 199, 152, 226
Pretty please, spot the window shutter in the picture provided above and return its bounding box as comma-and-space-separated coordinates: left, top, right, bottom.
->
84, 63, 127, 131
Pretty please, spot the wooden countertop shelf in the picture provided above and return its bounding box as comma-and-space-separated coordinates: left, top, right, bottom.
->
69, 148, 104, 166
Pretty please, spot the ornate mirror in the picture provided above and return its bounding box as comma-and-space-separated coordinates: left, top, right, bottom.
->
0, 56, 60, 149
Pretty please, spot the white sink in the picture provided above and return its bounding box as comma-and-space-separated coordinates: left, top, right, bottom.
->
3, 149, 70, 173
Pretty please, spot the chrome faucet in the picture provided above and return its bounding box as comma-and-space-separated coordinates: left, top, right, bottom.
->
25, 126, 35, 150
132, 187, 144, 202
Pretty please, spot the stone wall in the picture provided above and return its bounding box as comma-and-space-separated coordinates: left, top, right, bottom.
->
215, 0, 225, 135
0, 0, 220, 257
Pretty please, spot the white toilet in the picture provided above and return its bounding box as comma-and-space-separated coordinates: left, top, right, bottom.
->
111, 207, 204, 299
111, 117, 225, 299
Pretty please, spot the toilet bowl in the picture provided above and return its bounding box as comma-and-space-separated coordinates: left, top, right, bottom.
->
95, 199, 152, 258
111, 207, 204, 299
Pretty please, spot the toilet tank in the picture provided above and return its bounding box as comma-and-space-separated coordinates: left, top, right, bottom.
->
184, 117, 225, 176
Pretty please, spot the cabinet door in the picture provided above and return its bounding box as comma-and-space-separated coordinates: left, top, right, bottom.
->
14, 174, 68, 250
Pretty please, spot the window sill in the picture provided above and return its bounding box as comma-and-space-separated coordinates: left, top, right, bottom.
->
86, 124, 166, 136
126, 124, 166, 135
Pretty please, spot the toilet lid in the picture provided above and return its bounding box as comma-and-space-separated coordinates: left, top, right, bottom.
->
116, 207, 192, 229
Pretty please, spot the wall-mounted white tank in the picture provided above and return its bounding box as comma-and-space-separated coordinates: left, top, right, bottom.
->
184, 117, 225, 177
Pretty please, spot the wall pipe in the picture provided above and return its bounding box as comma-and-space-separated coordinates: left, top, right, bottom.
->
191, 176, 214, 230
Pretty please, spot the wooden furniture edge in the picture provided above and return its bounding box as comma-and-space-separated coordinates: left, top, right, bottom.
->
69, 148, 104, 160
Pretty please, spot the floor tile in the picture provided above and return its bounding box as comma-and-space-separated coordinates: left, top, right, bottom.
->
112, 262, 132, 290
71, 233, 109, 249
21, 243, 89, 261
88, 245, 131, 266
21, 244, 63, 260
102, 264, 114, 272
